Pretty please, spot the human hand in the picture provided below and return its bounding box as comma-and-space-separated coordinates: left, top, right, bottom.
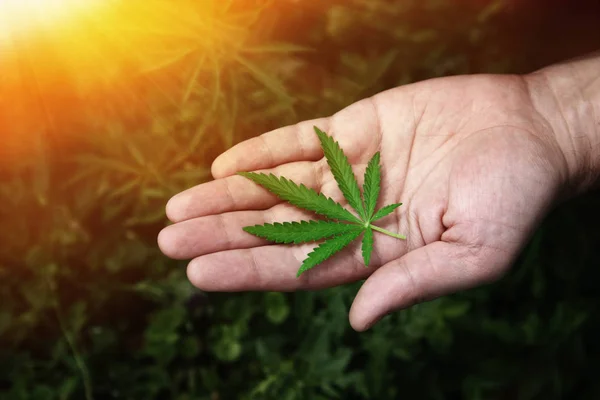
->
158, 62, 598, 331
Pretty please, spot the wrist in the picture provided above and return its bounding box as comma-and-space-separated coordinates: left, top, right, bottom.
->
524, 52, 600, 195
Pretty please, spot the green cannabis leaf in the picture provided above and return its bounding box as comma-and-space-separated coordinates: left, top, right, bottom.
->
314, 127, 367, 220
239, 126, 406, 277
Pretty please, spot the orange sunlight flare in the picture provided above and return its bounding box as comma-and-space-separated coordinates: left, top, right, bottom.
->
0, 0, 110, 166
0, 0, 102, 41
0, 0, 258, 166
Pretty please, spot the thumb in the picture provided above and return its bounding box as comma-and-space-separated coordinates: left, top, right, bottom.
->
349, 241, 508, 331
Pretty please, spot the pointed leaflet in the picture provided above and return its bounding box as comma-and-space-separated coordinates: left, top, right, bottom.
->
296, 229, 363, 277
238, 172, 361, 223
372, 203, 403, 221
361, 228, 374, 267
363, 152, 381, 220
243, 220, 361, 244
313, 126, 366, 219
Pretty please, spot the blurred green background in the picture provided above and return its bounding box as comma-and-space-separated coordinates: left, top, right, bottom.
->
1, 0, 600, 399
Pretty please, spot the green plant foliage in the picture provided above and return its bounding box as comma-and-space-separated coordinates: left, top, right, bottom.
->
2, 1, 600, 399
243, 220, 362, 245
372, 202, 403, 221
296, 229, 364, 277
240, 126, 405, 276
361, 227, 374, 267
237, 172, 362, 224
314, 127, 366, 219
362, 151, 381, 220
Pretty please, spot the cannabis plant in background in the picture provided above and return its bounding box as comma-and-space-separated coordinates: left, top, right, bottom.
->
241, 127, 405, 276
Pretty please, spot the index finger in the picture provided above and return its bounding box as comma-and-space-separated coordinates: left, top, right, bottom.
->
211, 118, 330, 179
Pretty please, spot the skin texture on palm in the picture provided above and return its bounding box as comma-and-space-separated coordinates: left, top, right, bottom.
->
158, 59, 597, 331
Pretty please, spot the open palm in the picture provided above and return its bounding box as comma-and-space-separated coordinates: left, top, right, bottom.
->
158, 73, 566, 331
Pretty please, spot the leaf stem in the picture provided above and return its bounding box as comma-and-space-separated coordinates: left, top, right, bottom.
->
370, 224, 406, 240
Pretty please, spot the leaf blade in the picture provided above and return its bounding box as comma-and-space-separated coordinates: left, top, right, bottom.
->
363, 152, 381, 220
314, 126, 366, 220
372, 203, 403, 221
243, 220, 361, 244
361, 228, 374, 267
238, 172, 361, 223
297, 229, 363, 277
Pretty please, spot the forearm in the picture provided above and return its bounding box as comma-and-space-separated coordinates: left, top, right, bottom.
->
525, 52, 600, 194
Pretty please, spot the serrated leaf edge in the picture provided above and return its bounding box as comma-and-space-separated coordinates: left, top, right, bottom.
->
238, 171, 361, 223
372, 202, 403, 221
361, 227, 374, 267
296, 229, 363, 277
363, 152, 381, 221
313, 126, 366, 220
243, 220, 361, 244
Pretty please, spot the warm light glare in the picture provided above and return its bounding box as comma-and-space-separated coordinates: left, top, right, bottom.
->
0, 0, 245, 166
0, 0, 100, 41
